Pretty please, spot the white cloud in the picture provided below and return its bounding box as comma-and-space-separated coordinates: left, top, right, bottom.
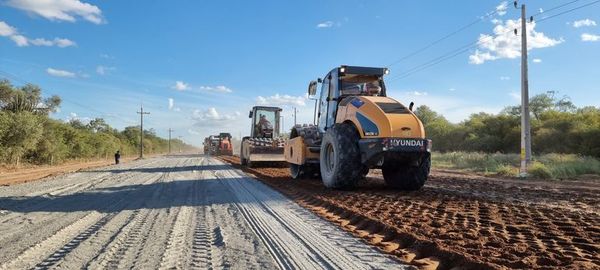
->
46, 67, 76, 78
408, 91, 428, 96
496, 1, 508, 16
192, 107, 238, 127
573, 19, 597, 28
66, 112, 91, 123
0, 21, 17, 36
316, 21, 334, 28
500, 76, 510, 80
168, 98, 174, 110
389, 90, 503, 123
173, 107, 181, 112
96, 65, 114, 75
1, 20, 75, 47
469, 19, 563, 64
539, 8, 544, 14
188, 129, 200, 135
9, 34, 29, 46
256, 94, 307, 106
449, 88, 456, 91
7, 0, 104, 24
199, 85, 233, 93
532, 58, 542, 63
29, 37, 76, 47
172, 81, 190, 91
99, 53, 114, 59
581, 33, 600, 42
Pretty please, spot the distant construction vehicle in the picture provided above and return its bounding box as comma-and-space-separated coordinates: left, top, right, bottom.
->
203, 135, 218, 155
203, 133, 233, 155
217, 132, 233, 156
240, 106, 285, 166
284, 65, 431, 190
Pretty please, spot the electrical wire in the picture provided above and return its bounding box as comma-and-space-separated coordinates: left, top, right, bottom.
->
385, 7, 500, 68
386, 0, 600, 81
0, 70, 137, 125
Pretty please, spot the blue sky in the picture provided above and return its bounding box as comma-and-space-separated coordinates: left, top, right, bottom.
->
1, 0, 599, 146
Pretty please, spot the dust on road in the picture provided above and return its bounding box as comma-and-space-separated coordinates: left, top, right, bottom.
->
220, 155, 600, 270
0, 155, 404, 270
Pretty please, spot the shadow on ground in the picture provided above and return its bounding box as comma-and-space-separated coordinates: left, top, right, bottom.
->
0, 176, 285, 213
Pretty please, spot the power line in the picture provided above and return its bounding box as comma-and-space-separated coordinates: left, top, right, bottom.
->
386, 8, 500, 68
0, 69, 137, 125
387, 0, 600, 81
536, 0, 600, 22
530, 0, 581, 17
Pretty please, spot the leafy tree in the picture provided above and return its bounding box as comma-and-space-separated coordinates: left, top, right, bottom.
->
0, 80, 61, 115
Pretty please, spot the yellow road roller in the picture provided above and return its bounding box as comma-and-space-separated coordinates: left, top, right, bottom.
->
284, 65, 431, 190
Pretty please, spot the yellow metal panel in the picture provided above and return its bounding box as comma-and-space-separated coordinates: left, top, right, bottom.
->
335, 96, 426, 139
284, 137, 306, 165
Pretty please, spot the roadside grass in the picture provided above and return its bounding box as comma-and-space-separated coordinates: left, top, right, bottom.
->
432, 152, 600, 180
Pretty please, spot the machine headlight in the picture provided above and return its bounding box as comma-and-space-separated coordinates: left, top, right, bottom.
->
384, 68, 390, 75
340, 67, 346, 73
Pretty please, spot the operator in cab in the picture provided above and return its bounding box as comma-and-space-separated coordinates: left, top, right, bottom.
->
256, 114, 274, 138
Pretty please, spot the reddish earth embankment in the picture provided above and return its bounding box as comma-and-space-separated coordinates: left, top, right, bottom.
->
220, 156, 600, 270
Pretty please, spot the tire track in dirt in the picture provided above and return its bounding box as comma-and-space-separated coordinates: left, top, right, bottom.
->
220, 155, 600, 270
0, 158, 160, 226
210, 158, 404, 270
83, 158, 189, 270
0, 158, 174, 269
0, 159, 166, 264
158, 194, 195, 269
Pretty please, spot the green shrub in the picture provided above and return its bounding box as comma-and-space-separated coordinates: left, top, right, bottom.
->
528, 161, 553, 179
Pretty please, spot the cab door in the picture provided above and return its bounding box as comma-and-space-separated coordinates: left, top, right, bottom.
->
317, 75, 330, 133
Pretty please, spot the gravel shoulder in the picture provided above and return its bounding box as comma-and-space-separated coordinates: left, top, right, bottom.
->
219, 155, 600, 270
0, 154, 405, 270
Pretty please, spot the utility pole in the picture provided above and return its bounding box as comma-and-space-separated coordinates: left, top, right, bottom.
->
168, 128, 174, 155
137, 104, 150, 159
516, 1, 532, 176
293, 107, 297, 126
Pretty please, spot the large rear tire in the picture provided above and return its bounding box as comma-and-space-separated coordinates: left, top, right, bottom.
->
382, 154, 430, 191
319, 123, 362, 189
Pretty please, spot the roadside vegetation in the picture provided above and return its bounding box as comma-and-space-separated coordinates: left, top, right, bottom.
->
416, 91, 600, 179
432, 152, 600, 179
0, 80, 194, 166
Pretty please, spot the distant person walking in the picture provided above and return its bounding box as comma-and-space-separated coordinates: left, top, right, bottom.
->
114, 150, 121, 164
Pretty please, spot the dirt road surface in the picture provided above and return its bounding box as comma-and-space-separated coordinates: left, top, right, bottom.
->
0, 155, 405, 270
220, 156, 600, 270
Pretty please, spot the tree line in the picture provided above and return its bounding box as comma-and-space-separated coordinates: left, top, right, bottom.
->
414, 91, 600, 158
0, 80, 194, 166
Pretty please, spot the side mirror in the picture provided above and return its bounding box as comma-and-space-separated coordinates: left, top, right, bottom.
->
409, 102, 414, 111
308, 81, 318, 97
248, 110, 253, 118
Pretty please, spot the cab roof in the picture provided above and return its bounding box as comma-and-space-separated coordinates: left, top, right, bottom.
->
333, 65, 388, 76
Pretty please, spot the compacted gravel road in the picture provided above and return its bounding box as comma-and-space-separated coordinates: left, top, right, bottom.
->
0, 155, 405, 270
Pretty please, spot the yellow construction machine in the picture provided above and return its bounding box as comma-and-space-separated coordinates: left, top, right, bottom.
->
284, 65, 431, 190
240, 106, 286, 167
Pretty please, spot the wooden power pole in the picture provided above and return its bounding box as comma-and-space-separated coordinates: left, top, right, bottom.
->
137, 104, 150, 159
